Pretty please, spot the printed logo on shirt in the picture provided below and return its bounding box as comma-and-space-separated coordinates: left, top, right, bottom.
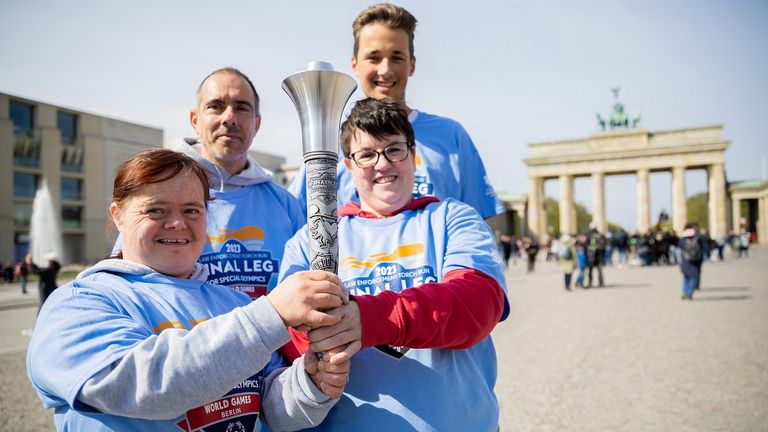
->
153, 316, 210, 334
483, 175, 496, 197
199, 237, 278, 300
340, 243, 425, 272
344, 261, 437, 295
341, 243, 436, 294
341, 243, 436, 358
411, 153, 433, 197
177, 375, 262, 432
208, 226, 266, 250
412, 175, 434, 197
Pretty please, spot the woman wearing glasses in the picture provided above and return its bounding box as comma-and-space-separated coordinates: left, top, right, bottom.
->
276, 98, 510, 431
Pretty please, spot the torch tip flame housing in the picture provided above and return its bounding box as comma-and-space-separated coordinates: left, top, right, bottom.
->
307, 61, 334, 71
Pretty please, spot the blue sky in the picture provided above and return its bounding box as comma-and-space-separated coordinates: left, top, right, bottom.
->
1, 0, 766, 231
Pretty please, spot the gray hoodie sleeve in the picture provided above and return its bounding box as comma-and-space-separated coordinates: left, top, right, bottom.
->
261, 356, 338, 431
77, 297, 289, 419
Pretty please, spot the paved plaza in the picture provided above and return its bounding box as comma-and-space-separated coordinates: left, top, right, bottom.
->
495, 247, 768, 431
0, 248, 766, 431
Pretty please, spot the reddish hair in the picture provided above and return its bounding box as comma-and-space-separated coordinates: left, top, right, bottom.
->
112, 148, 211, 207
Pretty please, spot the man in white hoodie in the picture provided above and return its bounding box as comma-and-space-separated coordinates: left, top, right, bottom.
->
174, 67, 306, 302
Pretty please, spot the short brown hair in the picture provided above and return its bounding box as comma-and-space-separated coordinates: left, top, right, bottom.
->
352, 3, 417, 57
340, 97, 415, 157
112, 148, 211, 208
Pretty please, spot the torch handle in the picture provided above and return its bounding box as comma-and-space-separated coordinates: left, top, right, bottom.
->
304, 153, 339, 273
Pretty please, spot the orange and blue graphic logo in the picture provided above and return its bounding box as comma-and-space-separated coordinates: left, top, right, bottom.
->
340, 243, 425, 271
208, 226, 265, 250
341, 243, 437, 295
200, 226, 277, 299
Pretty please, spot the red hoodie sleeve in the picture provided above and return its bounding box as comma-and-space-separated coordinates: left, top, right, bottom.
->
354, 268, 506, 350
279, 329, 311, 361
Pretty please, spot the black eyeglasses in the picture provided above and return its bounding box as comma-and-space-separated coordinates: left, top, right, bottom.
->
348, 141, 412, 168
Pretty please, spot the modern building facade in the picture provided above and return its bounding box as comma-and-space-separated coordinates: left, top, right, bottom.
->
0, 92, 162, 265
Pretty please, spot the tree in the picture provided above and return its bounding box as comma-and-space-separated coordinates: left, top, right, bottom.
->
545, 198, 624, 235
686, 192, 708, 230
545, 198, 559, 235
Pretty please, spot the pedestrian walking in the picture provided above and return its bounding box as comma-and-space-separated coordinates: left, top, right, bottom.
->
499, 234, 513, 269
739, 230, 751, 257
15, 258, 29, 294
715, 234, 726, 261
2, 261, 13, 283
511, 235, 520, 265
729, 231, 742, 257
678, 222, 706, 300
574, 234, 588, 288
559, 234, 577, 291
28, 253, 61, 308
523, 237, 539, 273
586, 225, 606, 288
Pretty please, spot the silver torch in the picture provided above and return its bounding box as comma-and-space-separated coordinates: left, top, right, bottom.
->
282, 61, 357, 273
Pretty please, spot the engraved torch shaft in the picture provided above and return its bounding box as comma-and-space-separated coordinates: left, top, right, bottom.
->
282, 62, 357, 273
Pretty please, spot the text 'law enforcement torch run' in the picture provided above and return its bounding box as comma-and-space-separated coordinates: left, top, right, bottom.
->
282, 62, 357, 273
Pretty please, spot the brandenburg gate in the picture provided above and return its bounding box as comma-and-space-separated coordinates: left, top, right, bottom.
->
524, 125, 730, 238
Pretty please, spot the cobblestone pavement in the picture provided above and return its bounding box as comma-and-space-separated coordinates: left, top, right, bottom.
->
1, 249, 766, 431
494, 247, 768, 431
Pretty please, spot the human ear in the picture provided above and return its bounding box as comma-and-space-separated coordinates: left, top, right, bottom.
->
109, 202, 124, 231
189, 109, 198, 131
351, 55, 359, 77
253, 115, 262, 134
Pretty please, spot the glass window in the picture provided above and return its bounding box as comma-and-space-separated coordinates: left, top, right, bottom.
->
61, 178, 83, 201
57, 111, 77, 144
13, 232, 30, 264
13, 173, 38, 198
14, 203, 32, 226
62, 206, 82, 229
61, 143, 84, 173
10, 101, 34, 137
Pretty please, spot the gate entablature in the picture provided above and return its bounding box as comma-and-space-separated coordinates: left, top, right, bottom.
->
524, 125, 729, 239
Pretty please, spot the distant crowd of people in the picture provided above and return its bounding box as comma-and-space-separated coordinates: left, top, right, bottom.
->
498, 227, 753, 271
496, 225, 755, 295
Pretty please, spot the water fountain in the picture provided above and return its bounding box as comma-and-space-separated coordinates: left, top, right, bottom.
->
30, 178, 64, 266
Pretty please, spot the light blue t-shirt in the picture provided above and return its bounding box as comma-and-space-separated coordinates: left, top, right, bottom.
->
288, 110, 505, 220
279, 198, 507, 431
198, 182, 304, 299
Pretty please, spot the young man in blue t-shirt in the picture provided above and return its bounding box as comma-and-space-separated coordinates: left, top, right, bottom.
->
289, 3, 504, 220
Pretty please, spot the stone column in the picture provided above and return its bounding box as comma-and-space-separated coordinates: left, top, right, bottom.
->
512, 203, 527, 238
707, 163, 727, 239
527, 177, 546, 241
672, 166, 687, 233
732, 197, 741, 234
636, 169, 650, 233
559, 175, 575, 235
592, 172, 606, 233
